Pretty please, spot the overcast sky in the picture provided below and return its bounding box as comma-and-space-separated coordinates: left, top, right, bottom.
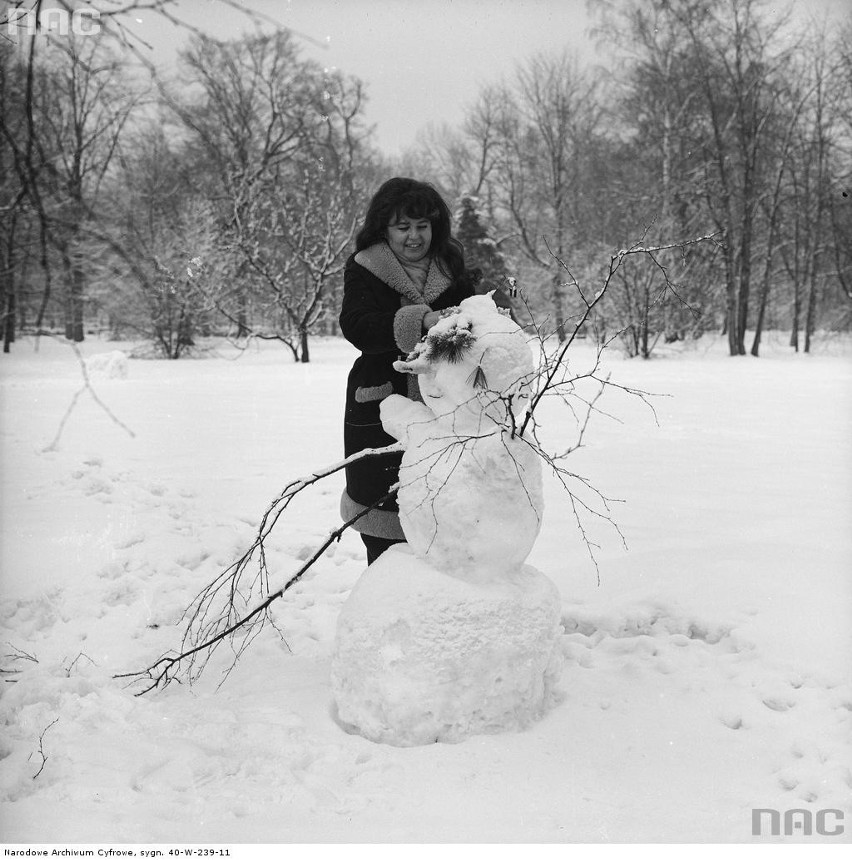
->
122, 0, 849, 156
119, 0, 597, 153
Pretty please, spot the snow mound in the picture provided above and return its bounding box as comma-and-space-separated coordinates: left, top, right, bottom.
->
84, 349, 129, 379
330, 545, 563, 747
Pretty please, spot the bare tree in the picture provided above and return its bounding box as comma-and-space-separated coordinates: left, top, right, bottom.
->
0, 41, 27, 353
165, 33, 373, 360
0, 28, 145, 343
828, 19, 852, 312
238, 155, 362, 362
0, 0, 297, 351
669, 0, 801, 355
473, 52, 603, 340
781, 26, 848, 352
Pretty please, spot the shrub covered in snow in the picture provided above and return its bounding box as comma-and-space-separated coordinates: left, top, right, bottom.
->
84, 350, 129, 379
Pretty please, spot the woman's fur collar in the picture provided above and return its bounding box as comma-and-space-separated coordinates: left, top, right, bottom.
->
354, 242, 452, 305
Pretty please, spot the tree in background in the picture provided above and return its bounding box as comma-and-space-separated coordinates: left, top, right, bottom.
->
165, 32, 373, 361
496, 52, 602, 340
399, 52, 604, 341
778, 25, 851, 353
0, 31, 144, 343
454, 194, 519, 320
1, 3, 380, 359
4, 1, 850, 360
0, 41, 28, 353
89, 128, 224, 358
828, 18, 852, 324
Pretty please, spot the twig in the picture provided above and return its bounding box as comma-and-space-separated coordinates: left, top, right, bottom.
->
30, 718, 59, 780
5, 643, 38, 663
179, 442, 403, 642
41, 335, 135, 452
519, 232, 720, 437
1, 643, 38, 684
116, 448, 402, 694
63, 652, 96, 677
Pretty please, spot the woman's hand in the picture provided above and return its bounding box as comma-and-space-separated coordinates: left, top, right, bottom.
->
422, 310, 442, 331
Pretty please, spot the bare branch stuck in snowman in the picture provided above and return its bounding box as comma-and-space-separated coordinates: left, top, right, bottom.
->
118, 233, 720, 695
519, 230, 720, 438
115, 448, 401, 694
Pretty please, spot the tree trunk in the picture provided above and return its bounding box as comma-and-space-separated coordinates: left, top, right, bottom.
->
726, 276, 740, 356
734, 250, 751, 355
718, 228, 739, 356
750, 278, 769, 357
751, 237, 776, 357
1, 249, 13, 354
735, 243, 751, 356
237, 288, 249, 338
1, 208, 16, 353
172, 304, 195, 358
804, 56, 828, 355
751, 194, 785, 357
804, 271, 818, 354
551, 270, 567, 342
62, 246, 85, 342
299, 326, 310, 363
789, 295, 800, 352
3, 285, 15, 353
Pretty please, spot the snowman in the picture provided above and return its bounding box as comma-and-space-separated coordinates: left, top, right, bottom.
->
331, 295, 563, 746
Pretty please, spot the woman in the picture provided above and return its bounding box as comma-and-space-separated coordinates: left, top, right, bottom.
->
339, 177, 478, 565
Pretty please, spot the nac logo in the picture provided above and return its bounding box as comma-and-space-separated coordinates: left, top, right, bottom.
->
752, 808, 845, 837
5, 5, 102, 38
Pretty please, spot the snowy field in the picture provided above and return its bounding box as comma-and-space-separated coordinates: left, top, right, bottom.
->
0, 330, 850, 845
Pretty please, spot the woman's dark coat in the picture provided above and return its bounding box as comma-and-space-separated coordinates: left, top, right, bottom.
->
339, 246, 474, 537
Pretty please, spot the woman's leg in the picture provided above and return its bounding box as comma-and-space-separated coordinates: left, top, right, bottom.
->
361, 534, 404, 565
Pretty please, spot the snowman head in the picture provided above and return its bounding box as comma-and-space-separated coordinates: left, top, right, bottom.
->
394, 294, 535, 429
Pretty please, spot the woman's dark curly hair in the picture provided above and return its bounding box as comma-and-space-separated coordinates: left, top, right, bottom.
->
355, 177, 478, 287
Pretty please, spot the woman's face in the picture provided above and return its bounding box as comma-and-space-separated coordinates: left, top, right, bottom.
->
386, 213, 432, 263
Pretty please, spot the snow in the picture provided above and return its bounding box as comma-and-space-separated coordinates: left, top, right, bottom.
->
331, 547, 562, 746
1, 331, 851, 844
84, 350, 129, 380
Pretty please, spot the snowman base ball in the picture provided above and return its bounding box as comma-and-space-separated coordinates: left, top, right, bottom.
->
330, 545, 563, 747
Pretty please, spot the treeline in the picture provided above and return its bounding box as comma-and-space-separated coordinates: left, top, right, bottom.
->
1, 21, 379, 360
406, 0, 852, 356
1, 0, 850, 360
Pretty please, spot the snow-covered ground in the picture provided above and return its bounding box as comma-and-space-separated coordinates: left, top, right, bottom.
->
0, 331, 850, 844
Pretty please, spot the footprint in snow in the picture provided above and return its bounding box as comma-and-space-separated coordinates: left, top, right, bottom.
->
96, 561, 127, 580
113, 532, 145, 550
762, 696, 796, 712
176, 550, 211, 571
83, 477, 113, 496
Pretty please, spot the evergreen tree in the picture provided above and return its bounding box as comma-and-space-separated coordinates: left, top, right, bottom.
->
455, 195, 518, 319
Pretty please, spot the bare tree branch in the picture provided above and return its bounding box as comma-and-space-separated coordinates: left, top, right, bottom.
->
519, 232, 721, 438
29, 717, 58, 780
40, 334, 135, 452
116, 445, 403, 694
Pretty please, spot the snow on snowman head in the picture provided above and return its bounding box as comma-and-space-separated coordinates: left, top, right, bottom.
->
394, 294, 535, 430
